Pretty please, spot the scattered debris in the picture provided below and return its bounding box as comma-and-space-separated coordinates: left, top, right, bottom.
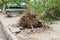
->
9, 27, 21, 34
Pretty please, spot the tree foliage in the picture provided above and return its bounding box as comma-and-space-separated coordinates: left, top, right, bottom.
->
24, 0, 60, 13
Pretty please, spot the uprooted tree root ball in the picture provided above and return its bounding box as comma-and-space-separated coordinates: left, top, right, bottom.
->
17, 11, 49, 30
16, 4, 50, 30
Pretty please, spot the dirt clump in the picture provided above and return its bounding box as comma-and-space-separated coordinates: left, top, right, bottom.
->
6, 12, 13, 18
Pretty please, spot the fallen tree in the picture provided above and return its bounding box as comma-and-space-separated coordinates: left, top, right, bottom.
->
17, 4, 49, 30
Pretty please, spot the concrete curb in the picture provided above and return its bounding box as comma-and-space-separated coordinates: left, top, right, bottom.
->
0, 21, 18, 40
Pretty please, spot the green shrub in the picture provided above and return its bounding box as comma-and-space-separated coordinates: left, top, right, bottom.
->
45, 6, 60, 19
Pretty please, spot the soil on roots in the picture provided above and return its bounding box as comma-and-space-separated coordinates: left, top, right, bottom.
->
18, 12, 45, 29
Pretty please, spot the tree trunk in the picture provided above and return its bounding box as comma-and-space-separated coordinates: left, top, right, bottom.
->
2, 4, 6, 14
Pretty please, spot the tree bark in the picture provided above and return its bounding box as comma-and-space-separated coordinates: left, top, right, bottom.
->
2, 4, 6, 14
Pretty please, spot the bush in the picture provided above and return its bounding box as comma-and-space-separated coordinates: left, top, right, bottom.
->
45, 6, 60, 19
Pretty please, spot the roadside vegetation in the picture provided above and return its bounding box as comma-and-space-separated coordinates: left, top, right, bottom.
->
0, 0, 60, 23
26, 0, 60, 23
